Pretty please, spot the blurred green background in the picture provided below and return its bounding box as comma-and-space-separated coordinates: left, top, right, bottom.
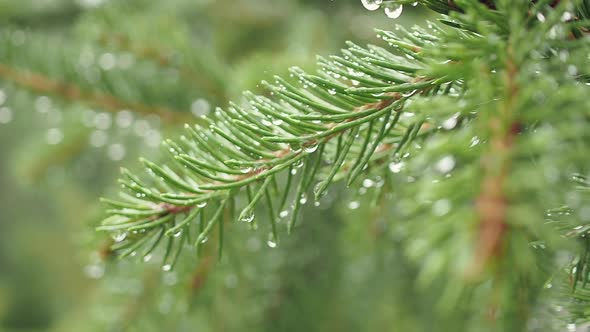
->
0, 1, 432, 331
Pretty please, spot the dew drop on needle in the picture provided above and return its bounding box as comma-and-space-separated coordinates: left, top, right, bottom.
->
361, 0, 383, 11
384, 3, 403, 19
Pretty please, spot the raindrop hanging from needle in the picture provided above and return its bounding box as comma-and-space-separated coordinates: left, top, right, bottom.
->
361, 0, 383, 11
384, 3, 403, 19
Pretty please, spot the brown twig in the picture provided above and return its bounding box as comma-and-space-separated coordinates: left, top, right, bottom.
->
0, 63, 193, 124
469, 47, 519, 279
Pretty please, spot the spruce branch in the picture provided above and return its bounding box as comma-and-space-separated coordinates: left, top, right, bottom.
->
0, 28, 221, 124
98, 23, 454, 264
547, 175, 590, 323
93, 1, 590, 327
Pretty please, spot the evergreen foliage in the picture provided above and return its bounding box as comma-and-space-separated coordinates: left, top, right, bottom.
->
91, 0, 590, 329
2, 0, 590, 331
94, 0, 590, 329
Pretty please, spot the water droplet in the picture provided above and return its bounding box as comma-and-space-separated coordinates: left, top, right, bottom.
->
94, 112, 112, 130
289, 143, 302, 153
240, 166, 252, 174
435, 155, 456, 174
361, 0, 383, 11
162, 264, 172, 272
115, 110, 133, 128
559, 50, 569, 62
173, 230, 183, 238
362, 179, 375, 188
99, 53, 116, 70
304, 143, 319, 153
299, 193, 308, 205
348, 201, 360, 210
267, 233, 277, 248
197, 201, 208, 208
46, 128, 63, 145
384, 3, 403, 19
290, 168, 298, 175
272, 119, 284, 126
0, 107, 12, 124
561, 11, 573, 22
442, 113, 459, 130
432, 199, 451, 216
191, 98, 210, 117
107, 143, 126, 161
293, 159, 304, 168
112, 231, 127, 242
35, 96, 52, 113
143, 254, 153, 262
279, 210, 289, 218
328, 89, 337, 95
84, 264, 105, 279
314, 181, 327, 197
568, 65, 578, 76
470, 136, 480, 147
200, 236, 209, 244
314, 201, 321, 207
388, 161, 404, 173
239, 208, 255, 223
